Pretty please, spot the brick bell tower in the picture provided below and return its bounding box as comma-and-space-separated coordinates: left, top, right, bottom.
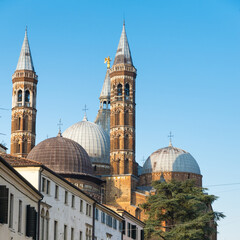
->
105, 23, 139, 214
10, 29, 38, 157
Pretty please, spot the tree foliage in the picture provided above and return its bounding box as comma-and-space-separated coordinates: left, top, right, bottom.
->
141, 180, 225, 240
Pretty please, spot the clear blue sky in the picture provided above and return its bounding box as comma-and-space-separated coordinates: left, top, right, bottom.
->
0, 0, 240, 239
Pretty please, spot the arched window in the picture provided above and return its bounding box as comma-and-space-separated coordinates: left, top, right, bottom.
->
18, 117, 21, 130
40, 209, 45, 240
125, 83, 130, 96
124, 110, 129, 125
17, 143, 21, 153
18, 90, 22, 102
25, 90, 30, 102
45, 211, 49, 240
103, 101, 107, 109
124, 135, 129, 149
23, 141, 27, 154
115, 111, 120, 125
117, 84, 122, 96
23, 115, 28, 131
125, 159, 129, 174
114, 136, 119, 150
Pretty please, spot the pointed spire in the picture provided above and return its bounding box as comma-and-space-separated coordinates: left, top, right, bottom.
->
113, 23, 133, 66
100, 69, 111, 99
16, 28, 35, 71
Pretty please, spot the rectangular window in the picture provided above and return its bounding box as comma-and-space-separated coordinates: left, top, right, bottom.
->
101, 212, 105, 223
128, 223, 131, 237
0, 186, 9, 224
42, 177, 46, 192
95, 208, 99, 220
131, 225, 137, 239
141, 229, 144, 240
65, 191, 68, 204
106, 215, 112, 227
86, 203, 89, 215
55, 185, 59, 199
18, 200, 22, 232
122, 220, 125, 235
9, 193, 14, 228
89, 205, 91, 217
46, 180, 50, 194
119, 221, 122, 232
64, 225, 67, 240
71, 227, 74, 240
79, 231, 82, 240
80, 199, 83, 212
54, 221, 58, 240
113, 219, 117, 229
71, 195, 75, 208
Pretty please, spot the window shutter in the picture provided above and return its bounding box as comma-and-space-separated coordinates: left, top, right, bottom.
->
122, 220, 125, 235
141, 229, 144, 240
0, 185, 9, 224
131, 225, 136, 239
26, 205, 37, 239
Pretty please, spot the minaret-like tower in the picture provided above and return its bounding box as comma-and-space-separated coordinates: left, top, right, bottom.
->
109, 23, 137, 176
10, 29, 38, 157
104, 24, 139, 215
95, 59, 111, 135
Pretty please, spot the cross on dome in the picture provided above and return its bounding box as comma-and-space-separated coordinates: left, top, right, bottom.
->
57, 119, 63, 136
82, 104, 88, 121
168, 131, 174, 147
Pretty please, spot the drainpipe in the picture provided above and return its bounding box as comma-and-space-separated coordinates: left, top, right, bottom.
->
92, 202, 95, 240
37, 167, 44, 240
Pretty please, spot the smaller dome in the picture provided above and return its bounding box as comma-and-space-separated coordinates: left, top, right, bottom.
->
142, 145, 201, 175
27, 135, 93, 175
62, 116, 110, 164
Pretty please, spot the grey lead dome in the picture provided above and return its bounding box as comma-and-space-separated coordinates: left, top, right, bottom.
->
142, 146, 201, 175
62, 116, 110, 164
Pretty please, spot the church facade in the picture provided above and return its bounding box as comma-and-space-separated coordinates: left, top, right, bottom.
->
9, 24, 203, 224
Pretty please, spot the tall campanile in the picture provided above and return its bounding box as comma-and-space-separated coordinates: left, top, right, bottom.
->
105, 23, 138, 214
10, 29, 38, 157
110, 22, 137, 176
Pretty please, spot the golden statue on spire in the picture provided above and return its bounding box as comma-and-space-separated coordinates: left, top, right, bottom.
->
104, 56, 111, 69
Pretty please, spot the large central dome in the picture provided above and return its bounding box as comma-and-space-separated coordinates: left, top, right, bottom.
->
27, 135, 93, 175
62, 116, 110, 164
142, 144, 201, 175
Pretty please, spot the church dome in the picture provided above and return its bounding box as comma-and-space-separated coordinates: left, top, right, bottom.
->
62, 116, 110, 164
142, 144, 201, 175
27, 135, 93, 175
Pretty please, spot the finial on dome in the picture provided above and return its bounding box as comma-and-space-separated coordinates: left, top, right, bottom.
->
57, 129, 62, 137
57, 119, 63, 137
82, 104, 88, 121
168, 131, 174, 147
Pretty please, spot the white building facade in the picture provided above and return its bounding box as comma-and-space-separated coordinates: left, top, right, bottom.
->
0, 156, 42, 240
94, 203, 123, 240
15, 165, 95, 240
116, 209, 145, 240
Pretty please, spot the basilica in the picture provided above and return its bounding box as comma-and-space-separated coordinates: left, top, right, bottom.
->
9, 23, 202, 222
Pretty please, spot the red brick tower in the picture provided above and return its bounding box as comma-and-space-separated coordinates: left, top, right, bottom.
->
105, 23, 139, 215
109, 23, 137, 176
10, 29, 38, 157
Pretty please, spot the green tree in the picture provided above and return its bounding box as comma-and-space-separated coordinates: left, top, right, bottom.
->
141, 180, 224, 240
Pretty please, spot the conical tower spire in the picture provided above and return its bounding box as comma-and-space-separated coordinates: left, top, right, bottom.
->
16, 28, 35, 71
113, 23, 133, 65
100, 69, 111, 99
